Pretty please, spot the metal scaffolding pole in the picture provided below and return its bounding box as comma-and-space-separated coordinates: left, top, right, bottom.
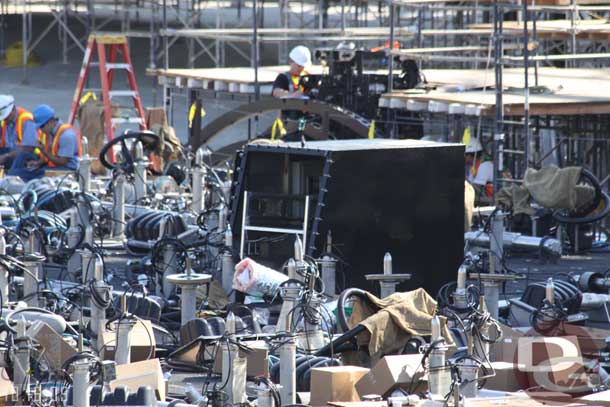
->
22, 1, 29, 83
386, 0, 395, 138
523, 0, 531, 171
493, 0, 503, 199
253, 0, 260, 137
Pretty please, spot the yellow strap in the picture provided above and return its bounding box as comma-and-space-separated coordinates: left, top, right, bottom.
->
271, 118, 286, 141
188, 102, 206, 129
80, 92, 97, 105
462, 126, 471, 146
368, 120, 376, 139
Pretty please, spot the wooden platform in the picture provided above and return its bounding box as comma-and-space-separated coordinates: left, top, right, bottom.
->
381, 67, 610, 116
470, 19, 610, 40
160, 27, 419, 41
150, 65, 610, 116
150, 65, 319, 94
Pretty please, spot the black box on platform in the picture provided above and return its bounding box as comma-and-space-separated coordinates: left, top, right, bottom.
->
229, 139, 464, 296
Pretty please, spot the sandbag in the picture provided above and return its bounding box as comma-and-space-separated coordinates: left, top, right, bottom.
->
146, 107, 182, 169
498, 165, 596, 215
465, 181, 475, 231
76, 99, 119, 175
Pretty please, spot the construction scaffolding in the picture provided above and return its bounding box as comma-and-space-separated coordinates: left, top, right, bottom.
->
382, 0, 610, 185
0, 0, 399, 80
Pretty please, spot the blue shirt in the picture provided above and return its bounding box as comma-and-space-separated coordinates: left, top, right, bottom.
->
50, 121, 79, 170
4, 113, 39, 149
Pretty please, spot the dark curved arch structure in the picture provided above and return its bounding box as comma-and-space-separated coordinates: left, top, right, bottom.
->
190, 98, 374, 153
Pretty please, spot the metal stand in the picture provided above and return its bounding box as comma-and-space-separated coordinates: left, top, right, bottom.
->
0, 230, 8, 302
279, 335, 297, 407
73, 360, 92, 407
67, 207, 82, 274
78, 137, 91, 194
428, 316, 451, 402
222, 312, 247, 405
276, 281, 301, 333
469, 273, 522, 320
13, 319, 31, 403
154, 217, 177, 296
320, 254, 337, 297
365, 252, 411, 298
191, 148, 206, 215
112, 174, 126, 238
22, 255, 42, 307
297, 294, 327, 351
25, 228, 41, 255
319, 231, 336, 297
166, 263, 212, 327
133, 141, 149, 202
90, 257, 109, 351
115, 318, 136, 365
221, 228, 235, 298
489, 212, 504, 274
452, 265, 469, 309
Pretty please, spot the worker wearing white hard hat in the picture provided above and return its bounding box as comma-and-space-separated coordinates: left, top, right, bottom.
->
0, 94, 43, 169
463, 131, 494, 201
268, 46, 314, 140
271, 46, 312, 100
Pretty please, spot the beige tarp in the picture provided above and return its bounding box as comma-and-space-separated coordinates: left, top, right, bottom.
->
349, 288, 453, 363
498, 165, 596, 215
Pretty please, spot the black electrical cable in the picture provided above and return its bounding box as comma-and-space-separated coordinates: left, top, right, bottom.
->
530, 299, 569, 335
151, 237, 188, 276
88, 279, 112, 309
254, 376, 281, 407
553, 191, 610, 225
436, 281, 481, 313
336, 287, 372, 332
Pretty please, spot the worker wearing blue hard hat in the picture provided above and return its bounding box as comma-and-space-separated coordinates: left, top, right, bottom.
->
7, 104, 82, 181
0, 94, 43, 169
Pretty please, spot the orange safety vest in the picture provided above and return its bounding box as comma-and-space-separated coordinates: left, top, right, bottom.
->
0, 106, 42, 148
47, 123, 82, 168
471, 159, 494, 198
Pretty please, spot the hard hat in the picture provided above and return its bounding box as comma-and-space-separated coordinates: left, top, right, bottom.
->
465, 137, 483, 153
289, 46, 312, 67
33, 104, 56, 128
0, 95, 15, 122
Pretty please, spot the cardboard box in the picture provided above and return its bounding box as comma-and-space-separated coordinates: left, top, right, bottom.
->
483, 362, 525, 392
575, 389, 610, 406
355, 354, 426, 398
463, 395, 550, 407
243, 340, 270, 378
517, 335, 594, 394
109, 358, 165, 401
0, 368, 15, 405
490, 324, 525, 363
212, 340, 270, 378
102, 319, 156, 362
310, 366, 369, 406
570, 325, 610, 356
27, 320, 77, 371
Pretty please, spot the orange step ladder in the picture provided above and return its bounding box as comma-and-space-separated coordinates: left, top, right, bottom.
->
68, 34, 147, 156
